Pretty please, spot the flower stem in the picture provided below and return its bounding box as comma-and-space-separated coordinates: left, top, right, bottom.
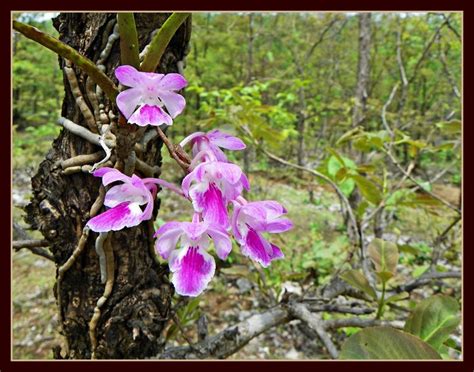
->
375, 280, 386, 319
155, 126, 190, 173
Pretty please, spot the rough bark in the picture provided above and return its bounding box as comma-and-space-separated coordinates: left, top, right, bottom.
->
352, 13, 371, 129
24, 12, 191, 359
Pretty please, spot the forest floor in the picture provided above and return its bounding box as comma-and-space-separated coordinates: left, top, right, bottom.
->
12, 132, 462, 360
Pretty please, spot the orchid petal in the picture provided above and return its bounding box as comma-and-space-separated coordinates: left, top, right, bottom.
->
93, 167, 131, 186
104, 183, 149, 208
179, 131, 205, 148
169, 246, 215, 297
191, 183, 229, 229
180, 221, 210, 241
86, 202, 143, 232
128, 104, 173, 127
207, 129, 246, 150
155, 227, 183, 260
266, 218, 293, 233
159, 91, 186, 118
207, 225, 232, 260
116, 88, 143, 119
155, 221, 182, 236
219, 163, 244, 185
115, 65, 162, 88
157, 73, 188, 91
240, 228, 279, 268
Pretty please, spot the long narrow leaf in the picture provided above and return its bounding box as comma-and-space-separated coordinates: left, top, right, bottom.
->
117, 13, 140, 68
140, 13, 190, 72
13, 20, 119, 101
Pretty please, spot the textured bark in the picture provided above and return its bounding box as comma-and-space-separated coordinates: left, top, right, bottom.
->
352, 13, 371, 129
24, 13, 191, 359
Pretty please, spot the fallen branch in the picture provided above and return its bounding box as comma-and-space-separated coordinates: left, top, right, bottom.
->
159, 306, 290, 359
289, 302, 339, 359
12, 240, 54, 261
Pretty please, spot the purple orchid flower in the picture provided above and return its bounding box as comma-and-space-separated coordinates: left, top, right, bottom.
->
182, 159, 250, 229
180, 129, 246, 162
232, 199, 293, 267
154, 215, 232, 297
115, 65, 187, 127
86, 167, 175, 232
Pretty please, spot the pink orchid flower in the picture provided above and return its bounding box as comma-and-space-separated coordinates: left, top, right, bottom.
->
180, 129, 246, 162
86, 167, 172, 232
232, 199, 293, 267
182, 160, 249, 229
115, 65, 187, 127
154, 216, 232, 297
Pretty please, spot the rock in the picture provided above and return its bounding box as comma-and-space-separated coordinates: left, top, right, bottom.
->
236, 278, 253, 294
285, 347, 301, 360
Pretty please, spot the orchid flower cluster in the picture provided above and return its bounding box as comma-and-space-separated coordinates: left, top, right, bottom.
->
86, 65, 293, 297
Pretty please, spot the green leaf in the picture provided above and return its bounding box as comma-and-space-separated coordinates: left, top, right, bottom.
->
117, 13, 141, 68
412, 264, 430, 278
340, 269, 376, 299
385, 291, 409, 305
141, 13, 191, 72
339, 177, 356, 197
367, 238, 399, 280
404, 295, 460, 351
339, 326, 442, 360
13, 20, 119, 100
436, 120, 461, 135
351, 175, 383, 205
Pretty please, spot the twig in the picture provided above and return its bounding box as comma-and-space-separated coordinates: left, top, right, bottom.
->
384, 147, 461, 213
160, 306, 290, 359
324, 317, 404, 329
394, 270, 461, 293
12, 240, 54, 261
381, 84, 398, 139
289, 303, 339, 359
431, 215, 461, 267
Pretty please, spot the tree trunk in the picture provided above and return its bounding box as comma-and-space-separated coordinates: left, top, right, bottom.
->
24, 12, 191, 359
352, 13, 371, 129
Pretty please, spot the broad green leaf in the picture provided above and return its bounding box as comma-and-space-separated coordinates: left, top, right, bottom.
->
436, 120, 461, 135
340, 269, 376, 299
339, 177, 355, 197
351, 175, 383, 205
339, 326, 441, 360
412, 264, 430, 278
398, 244, 419, 255
336, 127, 363, 145
404, 295, 460, 351
367, 238, 399, 280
